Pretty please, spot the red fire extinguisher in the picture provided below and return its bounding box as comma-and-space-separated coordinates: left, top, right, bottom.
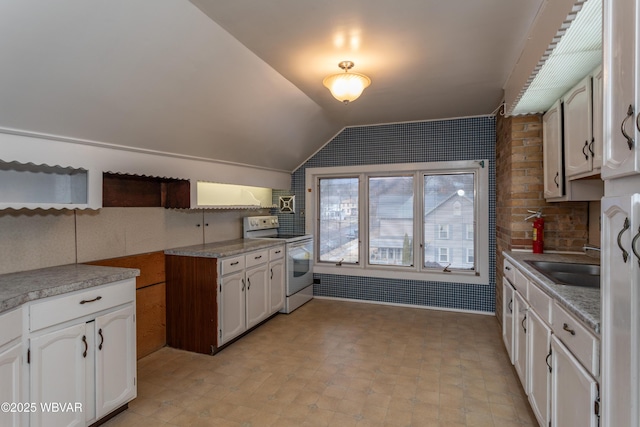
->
526, 210, 544, 254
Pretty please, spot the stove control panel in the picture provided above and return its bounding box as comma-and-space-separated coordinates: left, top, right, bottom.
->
243, 215, 279, 231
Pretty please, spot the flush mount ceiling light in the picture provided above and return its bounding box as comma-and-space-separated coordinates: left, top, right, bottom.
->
323, 61, 371, 104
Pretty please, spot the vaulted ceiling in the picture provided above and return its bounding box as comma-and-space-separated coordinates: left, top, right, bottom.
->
0, 0, 549, 172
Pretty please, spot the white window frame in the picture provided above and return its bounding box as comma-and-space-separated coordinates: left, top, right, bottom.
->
305, 160, 489, 285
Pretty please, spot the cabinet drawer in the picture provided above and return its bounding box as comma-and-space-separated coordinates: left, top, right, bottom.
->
0, 307, 22, 346
269, 246, 284, 261
245, 249, 268, 268
513, 267, 528, 295
221, 255, 245, 276
552, 301, 599, 377
528, 281, 552, 324
29, 278, 135, 332
503, 259, 516, 283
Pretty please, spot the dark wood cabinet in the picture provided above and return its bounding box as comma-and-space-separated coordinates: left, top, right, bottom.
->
103, 173, 190, 208
165, 255, 218, 355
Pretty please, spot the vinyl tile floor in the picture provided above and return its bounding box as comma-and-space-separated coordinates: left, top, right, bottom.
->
103, 299, 537, 427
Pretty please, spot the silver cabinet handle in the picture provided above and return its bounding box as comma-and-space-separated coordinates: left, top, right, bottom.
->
632, 226, 640, 267
80, 296, 102, 304
546, 348, 552, 373
622, 104, 634, 150
618, 217, 630, 263
98, 328, 104, 351
588, 138, 595, 157
554, 172, 559, 188
508, 298, 513, 313
522, 313, 527, 333
241, 279, 245, 291
247, 278, 251, 290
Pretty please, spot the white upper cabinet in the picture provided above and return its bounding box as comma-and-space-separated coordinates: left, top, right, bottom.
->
603, 0, 640, 179
563, 75, 594, 178
543, 100, 564, 199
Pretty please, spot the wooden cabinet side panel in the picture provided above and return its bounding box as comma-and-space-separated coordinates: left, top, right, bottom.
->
165, 255, 217, 355
86, 251, 166, 359
86, 251, 165, 290
136, 284, 166, 359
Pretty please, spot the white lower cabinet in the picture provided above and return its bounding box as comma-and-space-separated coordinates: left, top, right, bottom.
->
502, 278, 515, 364
219, 245, 285, 346
30, 323, 87, 427
269, 247, 285, 313
601, 194, 640, 427
27, 279, 136, 427
502, 257, 600, 427
527, 308, 552, 427
95, 305, 136, 420
245, 264, 269, 329
513, 290, 529, 391
551, 335, 599, 427
0, 307, 24, 427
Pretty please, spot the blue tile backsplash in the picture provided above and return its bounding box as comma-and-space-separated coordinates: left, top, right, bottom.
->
279, 116, 496, 313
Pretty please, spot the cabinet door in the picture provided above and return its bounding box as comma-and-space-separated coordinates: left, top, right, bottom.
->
601, 194, 640, 427
513, 290, 528, 392
0, 342, 23, 427
269, 259, 285, 314
30, 323, 86, 427
603, 0, 640, 179
564, 76, 594, 178
219, 272, 246, 345
592, 66, 604, 169
246, 265, 269, 329
502, 278, 515, 364
543, 100, 563, 198
527, 309, 551, 427
95, 304, 136, 420
551, 335, 598, 427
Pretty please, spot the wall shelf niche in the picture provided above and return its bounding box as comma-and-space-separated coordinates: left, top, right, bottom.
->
0, 160, 90, 209
103, 173, 190, 208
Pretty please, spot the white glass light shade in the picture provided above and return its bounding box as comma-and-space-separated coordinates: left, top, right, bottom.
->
323, 72, 371, 104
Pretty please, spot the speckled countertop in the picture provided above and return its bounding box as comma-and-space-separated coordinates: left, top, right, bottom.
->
0, 264, 139, 315
503, 251, 600, 335
164, 238, 284, 258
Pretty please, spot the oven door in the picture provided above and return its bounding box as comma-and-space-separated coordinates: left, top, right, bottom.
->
286, 238, 313, 295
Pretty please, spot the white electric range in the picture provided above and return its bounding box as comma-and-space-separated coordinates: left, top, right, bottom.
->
243, 216, 313, 313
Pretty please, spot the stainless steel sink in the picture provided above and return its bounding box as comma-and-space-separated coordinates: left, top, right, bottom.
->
524, 260, 600, 288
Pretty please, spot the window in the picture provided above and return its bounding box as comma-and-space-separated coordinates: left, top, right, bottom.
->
438, 248, 449, 263
466, 224, 474, 240
437, 224, 449, 239
368, 176, 414, 266
307, 160, 489, 284
424, 173, 474, 270
318, 177, 359, 264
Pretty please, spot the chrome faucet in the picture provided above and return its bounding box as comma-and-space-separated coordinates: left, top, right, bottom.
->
583, 245, 601, 253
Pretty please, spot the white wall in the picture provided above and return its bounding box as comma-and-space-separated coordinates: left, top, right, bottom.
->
0, 207, 268, 275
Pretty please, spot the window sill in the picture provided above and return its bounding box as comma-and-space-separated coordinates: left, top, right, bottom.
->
314, 264, 489, 285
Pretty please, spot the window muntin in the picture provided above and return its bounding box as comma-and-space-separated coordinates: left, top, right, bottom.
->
368, 176, 414, 267
318, 177, 359, 264
423, 173, 475, 271
467, 248, 474, 263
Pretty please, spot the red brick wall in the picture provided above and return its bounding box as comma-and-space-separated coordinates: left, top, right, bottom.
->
495, 113, 589, 324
